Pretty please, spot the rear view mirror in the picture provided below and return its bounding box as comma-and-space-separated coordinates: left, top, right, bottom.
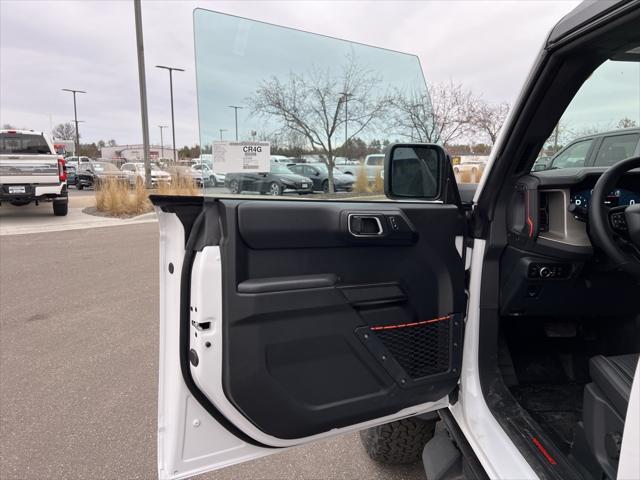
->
384, 144, 447, 200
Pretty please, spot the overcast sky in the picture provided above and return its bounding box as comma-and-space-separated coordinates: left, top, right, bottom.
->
0, 0, 581, 147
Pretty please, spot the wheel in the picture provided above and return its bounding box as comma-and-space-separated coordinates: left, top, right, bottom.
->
268, 182, 282, 196
359, 417, 436, 465
53, 200, 68, 216
322, 180, 329, 193
229, 180, 240, 194
77, 184, 84, 190
210, 176, 217, 187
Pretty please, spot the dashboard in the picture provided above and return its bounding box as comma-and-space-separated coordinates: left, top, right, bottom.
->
570, 188, 640, 208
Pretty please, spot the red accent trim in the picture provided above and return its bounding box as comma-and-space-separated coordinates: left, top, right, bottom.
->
531, 437, 557, 465
526, 190, 534, 238
370, 315, 451, 331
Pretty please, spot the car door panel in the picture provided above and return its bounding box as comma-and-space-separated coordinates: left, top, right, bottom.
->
186, 199, 465, 441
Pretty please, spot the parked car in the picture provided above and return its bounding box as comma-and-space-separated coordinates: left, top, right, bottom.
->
120, 162, 171, 187
542, 127, 640, 170
0, 129, 68, 215
452, 156, 488, 179
76, 161, 128, 189
288, 162, 354, 192
171, 166, 205, 187
340, 153, 385, 181
225, 163, 313, 195
65, 155, 92, 165
191, 163, 224, 186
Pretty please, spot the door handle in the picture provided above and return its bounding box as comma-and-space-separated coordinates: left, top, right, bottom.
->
348, 214, 384, 237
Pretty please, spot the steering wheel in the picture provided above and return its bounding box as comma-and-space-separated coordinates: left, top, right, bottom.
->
588, 155, 640, 277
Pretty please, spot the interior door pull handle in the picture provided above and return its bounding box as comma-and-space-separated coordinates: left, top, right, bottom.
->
349, 214, 384, 236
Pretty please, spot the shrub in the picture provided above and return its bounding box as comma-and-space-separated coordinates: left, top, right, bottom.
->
372, 169, 384, 193
353, 167, 371, 193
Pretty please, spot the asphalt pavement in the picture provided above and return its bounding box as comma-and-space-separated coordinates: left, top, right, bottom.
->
0, 222, 426, 480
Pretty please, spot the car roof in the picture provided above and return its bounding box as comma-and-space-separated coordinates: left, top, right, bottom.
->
563, 127, 640, 144
0, 129, 44, 135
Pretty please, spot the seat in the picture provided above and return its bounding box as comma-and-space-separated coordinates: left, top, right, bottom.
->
583, 353, 639, 478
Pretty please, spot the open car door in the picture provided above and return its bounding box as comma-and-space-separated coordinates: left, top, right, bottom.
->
153, 10, 468, 480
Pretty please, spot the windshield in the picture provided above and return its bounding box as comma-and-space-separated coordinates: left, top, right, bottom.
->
0, 132, 52, 155
194, 9, 434, 198
535, 59, 640, 171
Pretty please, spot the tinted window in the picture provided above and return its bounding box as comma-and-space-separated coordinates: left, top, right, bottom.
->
550, 140, 593, 169
594, 133, 639, 166
0, 133, 52, 155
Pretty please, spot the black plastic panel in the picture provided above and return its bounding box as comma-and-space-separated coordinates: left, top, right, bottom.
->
210, 199, 465, 439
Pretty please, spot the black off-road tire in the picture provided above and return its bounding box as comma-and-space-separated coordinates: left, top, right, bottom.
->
359, 417, 436, 465
53, 200, 68, 216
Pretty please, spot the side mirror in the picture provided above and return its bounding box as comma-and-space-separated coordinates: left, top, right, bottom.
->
315, 171, 320, 176
384, 143, 457, 202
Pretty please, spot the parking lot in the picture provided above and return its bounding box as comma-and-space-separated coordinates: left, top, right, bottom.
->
0, 220, 426, 480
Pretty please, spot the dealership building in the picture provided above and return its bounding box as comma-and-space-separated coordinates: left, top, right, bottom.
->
100, 144, 179, 163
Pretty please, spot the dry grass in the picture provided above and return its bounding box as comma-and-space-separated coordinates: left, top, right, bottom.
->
95, 174, 200, 217
372, 169, 384, 193
353, 168, 371, 193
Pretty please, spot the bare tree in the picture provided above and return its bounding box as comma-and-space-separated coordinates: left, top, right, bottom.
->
248, 55, 389, 192
391, 80, 478, 146
616, 117, 638, 129
473, 100, 510, 145
52, 122, 76, 141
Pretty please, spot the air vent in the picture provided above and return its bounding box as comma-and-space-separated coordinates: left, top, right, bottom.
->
539, 192, 549, 233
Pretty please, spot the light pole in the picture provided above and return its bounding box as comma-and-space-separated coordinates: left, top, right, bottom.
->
156, 65, 185, 163
159, 125, 168, 160
339, 92, 353, 160
134, 0, 151, 187
61, 88, 86, 158
219, 129, 227, 141
228, 105, 244, 141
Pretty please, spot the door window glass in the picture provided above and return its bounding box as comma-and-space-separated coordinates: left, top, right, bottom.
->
550, 140, 593, 169
594, 134, 639, 166
194, 9, 436, 200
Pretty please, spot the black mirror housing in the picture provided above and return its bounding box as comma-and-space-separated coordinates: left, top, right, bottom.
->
384, 143, 460, 205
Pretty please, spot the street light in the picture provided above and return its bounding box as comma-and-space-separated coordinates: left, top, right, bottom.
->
219, 129, 228, 141
159, 125, 168, 160
61, 88, 86, 158
339, 92, 353, 160
227, 105, 244, 141
156, 65, 185, 163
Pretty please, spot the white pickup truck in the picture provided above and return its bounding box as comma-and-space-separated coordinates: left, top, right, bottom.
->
339, 153, 385, 181
0, 129, 68, 216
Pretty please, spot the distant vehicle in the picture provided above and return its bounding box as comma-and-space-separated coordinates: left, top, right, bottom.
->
288, 162, 354, 192
452, 156, 488, 177
76, 161, 128, 189
270, 155, 291, 164
0, 129, 68, 216
120, 162, 171, 187
340, 154, 384, 181
191, 163, 225, 186
171, 166, 205, 187
225, 163, 313, 195
66, 164, 78, 187
543, 127, 640, 170
65, 156, 92, 165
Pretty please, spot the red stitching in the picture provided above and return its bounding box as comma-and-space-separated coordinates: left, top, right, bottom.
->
370, 315, 452, 331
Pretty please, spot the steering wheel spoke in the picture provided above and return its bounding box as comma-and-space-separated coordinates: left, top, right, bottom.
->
588, 155, 640, 277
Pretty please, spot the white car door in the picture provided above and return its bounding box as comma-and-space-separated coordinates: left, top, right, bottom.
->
154, 9, 469, 480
